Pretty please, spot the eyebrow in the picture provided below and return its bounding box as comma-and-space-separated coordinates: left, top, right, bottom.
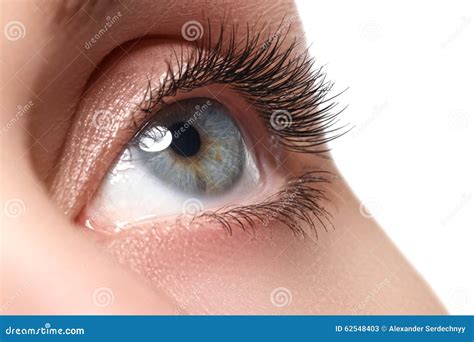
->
53, 0, 117, 27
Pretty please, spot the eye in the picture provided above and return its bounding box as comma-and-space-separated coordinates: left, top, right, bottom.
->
81, 97, 261, 231
69, 26, 343, 238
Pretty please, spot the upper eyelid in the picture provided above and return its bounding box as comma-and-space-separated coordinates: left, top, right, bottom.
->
46, 19, 342, 239
140, 21, 348, 155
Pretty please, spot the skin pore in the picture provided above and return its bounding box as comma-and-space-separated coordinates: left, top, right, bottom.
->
0, 0, 445, 314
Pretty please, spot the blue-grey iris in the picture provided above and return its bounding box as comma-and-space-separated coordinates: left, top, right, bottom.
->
133, 98, 245, 195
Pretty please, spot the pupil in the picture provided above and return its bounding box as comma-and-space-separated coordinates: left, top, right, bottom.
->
169, 122, 201, 157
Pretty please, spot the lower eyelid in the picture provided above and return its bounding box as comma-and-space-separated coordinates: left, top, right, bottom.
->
53, 31, 337, 240
72, 86, 331, 236
79, 165, 333, 241
77, 83, 288, 228
77, 146, 283, 235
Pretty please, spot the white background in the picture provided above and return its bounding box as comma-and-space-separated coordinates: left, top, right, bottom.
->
297, 0, 473, 314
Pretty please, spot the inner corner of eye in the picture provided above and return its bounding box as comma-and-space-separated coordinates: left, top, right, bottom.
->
81, 96, 267, 233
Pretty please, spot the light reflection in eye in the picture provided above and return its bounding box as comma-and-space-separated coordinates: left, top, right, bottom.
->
138, 126, 173, 152
81, 97, 261, 232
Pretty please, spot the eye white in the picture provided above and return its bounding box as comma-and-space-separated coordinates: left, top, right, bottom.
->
83, 97, 262, 232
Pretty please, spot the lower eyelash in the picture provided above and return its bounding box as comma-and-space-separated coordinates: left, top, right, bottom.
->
123, 21, 347, 237
196, 171, 335, 239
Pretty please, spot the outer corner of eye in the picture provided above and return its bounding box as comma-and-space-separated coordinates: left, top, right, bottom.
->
79, 96, 277, 234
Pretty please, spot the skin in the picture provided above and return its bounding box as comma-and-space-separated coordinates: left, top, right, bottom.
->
0, 0, 445, 314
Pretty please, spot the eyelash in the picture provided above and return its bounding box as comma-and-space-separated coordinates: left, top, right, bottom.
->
201, 171, 335, 239
121, 22, 345, 238
141, 22, 347, 154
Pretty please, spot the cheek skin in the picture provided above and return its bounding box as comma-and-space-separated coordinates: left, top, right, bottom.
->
98, 166, 446, 314
103, 218, 322, 314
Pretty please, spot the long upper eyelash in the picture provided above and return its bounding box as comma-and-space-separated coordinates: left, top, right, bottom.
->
131, 22, 344, 237
141, 21, 348, 154
194, 170, 334, 239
